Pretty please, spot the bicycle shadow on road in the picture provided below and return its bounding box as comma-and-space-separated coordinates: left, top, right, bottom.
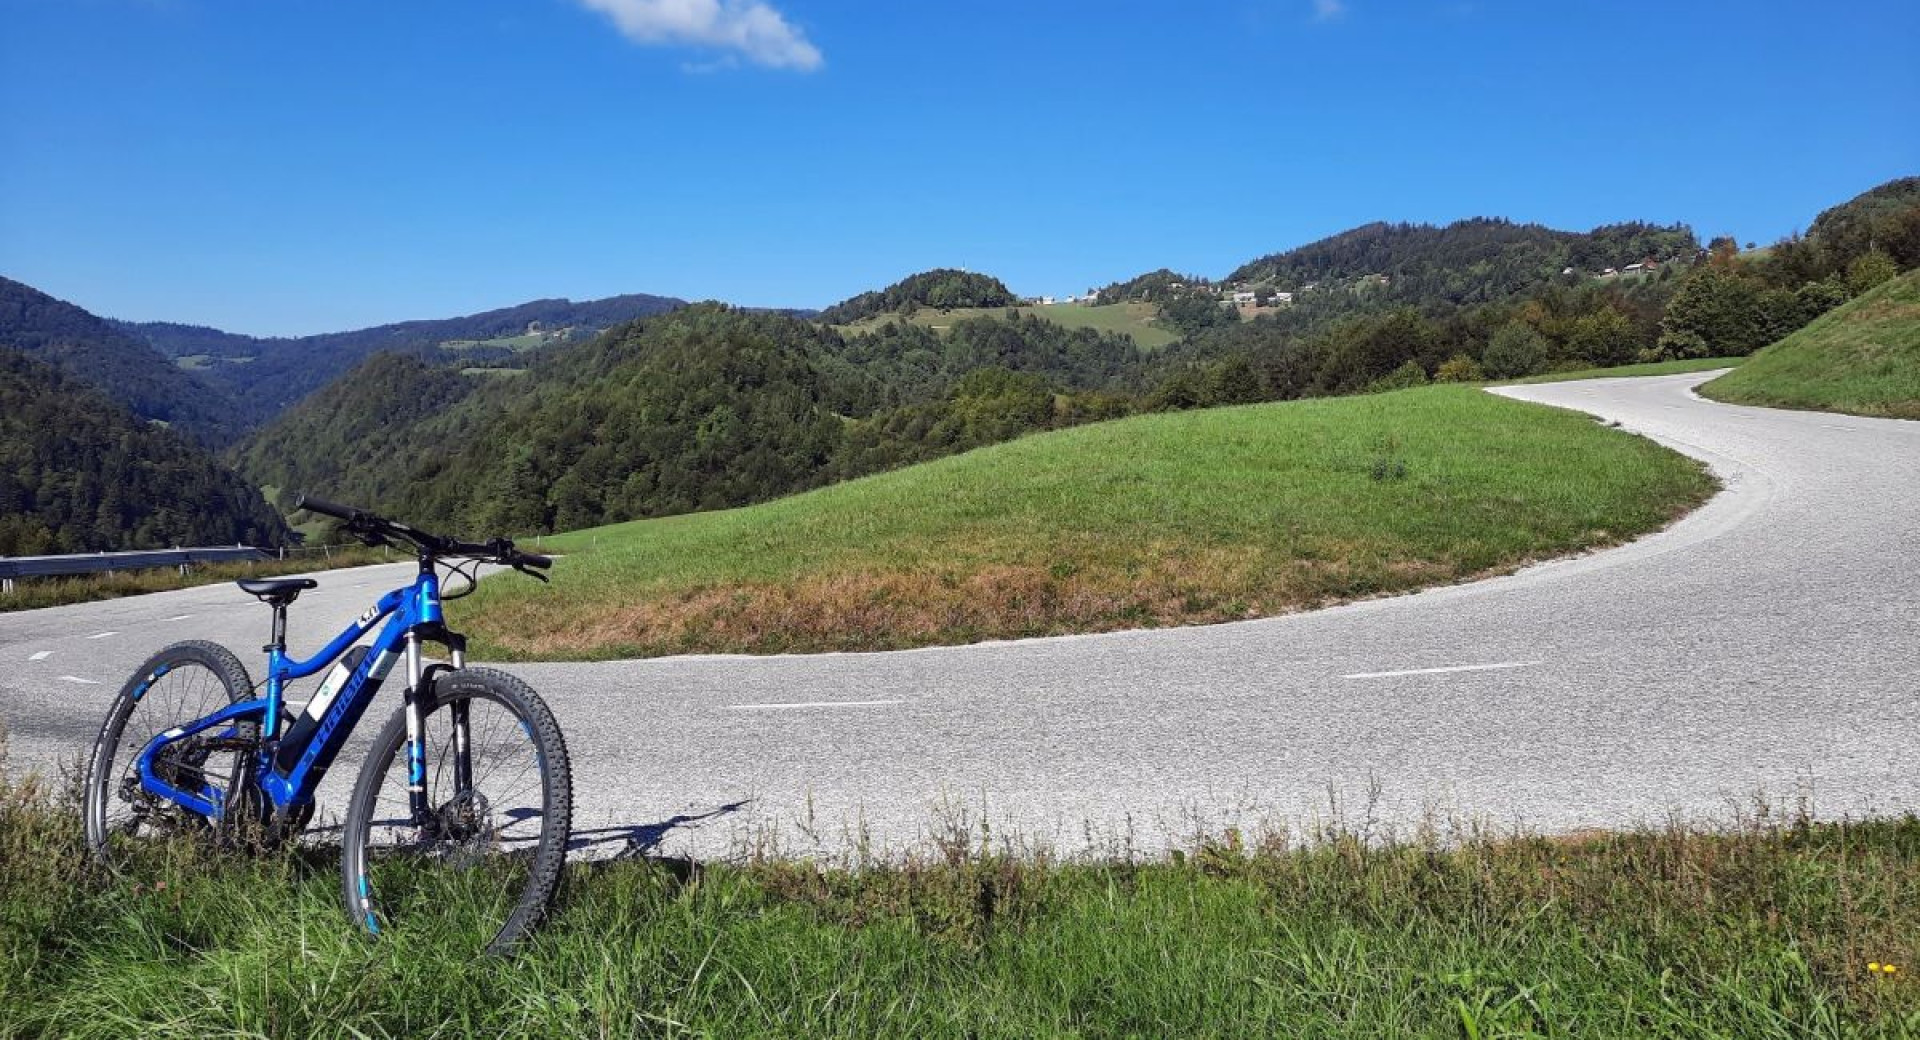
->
566, 799, 753, 863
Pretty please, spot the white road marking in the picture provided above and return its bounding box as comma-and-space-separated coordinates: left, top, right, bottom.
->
86, 631, 117, 640
1817, 424, 1854, 432
28, 650, 52, 662
1342, 661, 1539, 680
58, 675, 102, 685
724, 699, 904, 711
167, 614, 194, 621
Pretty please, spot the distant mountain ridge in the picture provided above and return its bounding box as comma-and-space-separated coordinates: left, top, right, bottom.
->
0, 276, 243, 447
1221, 218, 1697, 303
113, 291, 687, 426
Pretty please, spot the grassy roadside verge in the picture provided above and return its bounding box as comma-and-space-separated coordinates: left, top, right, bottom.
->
455, 384, 1715, 660
1700, 269, 1920, 419
0, 546, 399, 612
2, 773, 1915, 1037
1498, 356, 1745, 385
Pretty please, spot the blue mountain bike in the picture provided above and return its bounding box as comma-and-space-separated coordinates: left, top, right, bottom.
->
81, 495, 572, 954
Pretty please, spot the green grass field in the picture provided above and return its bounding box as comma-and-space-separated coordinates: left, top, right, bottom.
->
1700, 270, 1920, 419
439, 332, 554, 354
455, 384, 1714, 660
171, 353, 255, 371
1, 771, 1913, 1038
832, 301, 1182, 349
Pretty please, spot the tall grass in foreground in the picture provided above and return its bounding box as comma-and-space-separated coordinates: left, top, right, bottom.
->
3, 762, 1914, 1038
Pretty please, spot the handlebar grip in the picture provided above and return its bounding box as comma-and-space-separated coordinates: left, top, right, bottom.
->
294, 493, 361, 522
517, 552, 553, 569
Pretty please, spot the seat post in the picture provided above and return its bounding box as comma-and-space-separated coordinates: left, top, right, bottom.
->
266, 604, 288, 654
238, 579, 316, 651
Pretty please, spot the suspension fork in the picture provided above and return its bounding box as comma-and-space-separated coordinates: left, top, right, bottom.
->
403, 633, 430, 822
443, 634, 473, 798
403, 631, 474, 823
450, 700, 473, 797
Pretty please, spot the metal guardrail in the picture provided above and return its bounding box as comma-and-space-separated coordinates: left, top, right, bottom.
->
0, 546, 272, 592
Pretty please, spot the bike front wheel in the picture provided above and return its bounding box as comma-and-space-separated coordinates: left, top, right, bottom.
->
339, 666, 572, 954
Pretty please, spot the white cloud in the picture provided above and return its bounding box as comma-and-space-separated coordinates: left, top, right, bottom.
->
1312, 0, 1346, 20
576, 0, 823, 71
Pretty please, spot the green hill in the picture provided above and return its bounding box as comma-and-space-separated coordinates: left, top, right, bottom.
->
239, 305, 1151, 536
833, 300, 1180, 349
0, 348, 290, 554
1224, 218, 1696, 301
454, 383, 1713, 660
241, 307, 851, 537
222, 183, 1920, 561
1805, 176, 1920, 271
0, 277, 245, 447
816, 269, 1018, 325
1699, 269, 1920, 419
232, 353, 483, 519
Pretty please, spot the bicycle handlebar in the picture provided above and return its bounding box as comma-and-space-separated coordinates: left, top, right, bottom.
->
293, 492, 552, 573
295, 494, 362, 524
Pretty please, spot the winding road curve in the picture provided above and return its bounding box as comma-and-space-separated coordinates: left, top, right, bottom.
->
3, 372, 1916, 859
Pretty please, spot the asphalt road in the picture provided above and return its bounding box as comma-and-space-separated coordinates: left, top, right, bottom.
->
3, 372, 1915, 861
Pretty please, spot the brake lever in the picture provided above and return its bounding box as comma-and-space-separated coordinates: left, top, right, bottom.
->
512, 562, 550, 583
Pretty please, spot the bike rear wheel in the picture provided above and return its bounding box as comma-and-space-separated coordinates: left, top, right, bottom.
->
339, 666, 572, 954
83, 640, 256, 871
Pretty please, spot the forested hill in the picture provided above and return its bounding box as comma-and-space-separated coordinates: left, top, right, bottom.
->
237, 304, 1146, 537
1804, 176, 1920, 270
1224, 219, 1698, 304
1093, 269, 1213, 305
120, 320, 263, 360
236, 179, 1917, 541
0, 348, 290, 555
231, 353, 482, 519
0, 276, 243, 447
1139, 179, 1916, 409
817, 270, 1018, 324
114, 291, 687, 428
242, 307, 853, 536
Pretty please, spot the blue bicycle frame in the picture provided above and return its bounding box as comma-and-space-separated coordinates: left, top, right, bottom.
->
132, 563, 456, 823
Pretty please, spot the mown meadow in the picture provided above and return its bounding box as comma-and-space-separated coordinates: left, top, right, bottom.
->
457, 383, 1715, 660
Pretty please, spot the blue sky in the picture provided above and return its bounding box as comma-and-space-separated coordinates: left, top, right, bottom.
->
1, 0, 1915, 336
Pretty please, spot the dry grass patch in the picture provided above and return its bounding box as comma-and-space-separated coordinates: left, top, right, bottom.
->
0, 546, 396, 612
